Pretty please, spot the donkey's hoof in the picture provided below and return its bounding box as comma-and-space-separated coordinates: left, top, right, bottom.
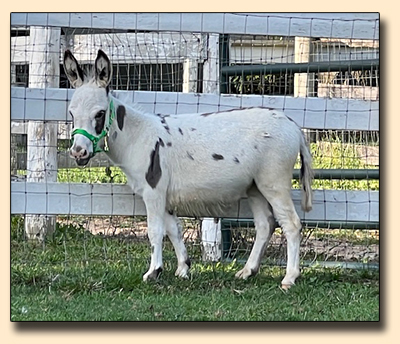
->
281, 271, 300, 289
235, 267, 257, 280
175, 264, 190, 278
175, 268, 189, 279
280, 283, 293, 291
143, 267, 163, 281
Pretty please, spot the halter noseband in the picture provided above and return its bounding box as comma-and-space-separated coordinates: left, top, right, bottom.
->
71, 99, 116, 156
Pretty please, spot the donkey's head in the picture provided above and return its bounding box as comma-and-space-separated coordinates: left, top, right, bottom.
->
64, 49, 113, 166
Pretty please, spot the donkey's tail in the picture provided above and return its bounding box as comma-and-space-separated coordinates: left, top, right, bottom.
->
299, 132, 314, 212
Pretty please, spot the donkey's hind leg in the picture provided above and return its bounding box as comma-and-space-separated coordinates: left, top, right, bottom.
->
256, 185, 302, 289
165, 212, 191, 278
235, 185, 276, 280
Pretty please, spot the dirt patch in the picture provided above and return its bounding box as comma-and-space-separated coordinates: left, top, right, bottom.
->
265, 229, 379, 263
57, 217, 378, 263
299, 236, 379, 263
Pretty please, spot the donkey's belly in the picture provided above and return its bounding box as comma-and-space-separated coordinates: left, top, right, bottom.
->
166, 177, 251, 216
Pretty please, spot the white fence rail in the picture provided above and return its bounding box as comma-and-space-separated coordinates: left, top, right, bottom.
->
11, 13, 379, 40
11, 88, 379, 131
11, 182, 379, 223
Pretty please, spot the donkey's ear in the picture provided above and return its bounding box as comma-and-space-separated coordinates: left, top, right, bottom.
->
63, 50, 85, 88
94, 50, 112, 88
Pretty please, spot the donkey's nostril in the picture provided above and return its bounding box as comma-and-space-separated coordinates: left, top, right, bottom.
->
70, 146, 89, 159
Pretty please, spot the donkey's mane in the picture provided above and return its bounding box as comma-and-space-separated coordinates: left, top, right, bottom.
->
80, 65, 97, 84
109, 92, 149, 117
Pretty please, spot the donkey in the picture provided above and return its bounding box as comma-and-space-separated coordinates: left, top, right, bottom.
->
64, 49, 313, 289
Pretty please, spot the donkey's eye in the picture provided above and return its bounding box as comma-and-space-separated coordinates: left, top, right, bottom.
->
95, 110, 105, 119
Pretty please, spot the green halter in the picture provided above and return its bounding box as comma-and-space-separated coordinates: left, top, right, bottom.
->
71, 99, 116, 155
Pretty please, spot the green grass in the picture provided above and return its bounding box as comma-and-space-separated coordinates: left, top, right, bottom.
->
57, 166, 127, 184
11, 269, 379, 321
295, 140, 379, 191
11, 220, 379, 321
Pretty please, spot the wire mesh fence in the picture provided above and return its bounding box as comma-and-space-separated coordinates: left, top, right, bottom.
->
11, 13, 379, 275
225, 35, 379, 99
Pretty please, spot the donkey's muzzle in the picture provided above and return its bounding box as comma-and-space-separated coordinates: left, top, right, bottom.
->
70, 144, 91, 166
75, 156, 91, 166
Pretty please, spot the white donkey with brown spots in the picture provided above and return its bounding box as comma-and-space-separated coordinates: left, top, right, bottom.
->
65, 50, 313, 289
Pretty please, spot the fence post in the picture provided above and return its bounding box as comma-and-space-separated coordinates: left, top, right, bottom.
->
11, 134, 18, 177
294, 36, 315, 142
294, 36, 315, 97
202, 34, 220, 94
25, 26, 60, 241
200, 34, 223, 261
183, 58, 198, 93
201, 218, 222, 261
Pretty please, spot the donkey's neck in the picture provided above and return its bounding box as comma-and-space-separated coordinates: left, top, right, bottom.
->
104, 96, 158, 175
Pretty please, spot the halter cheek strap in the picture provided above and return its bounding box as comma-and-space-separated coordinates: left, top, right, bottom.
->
71, 99, 116, 155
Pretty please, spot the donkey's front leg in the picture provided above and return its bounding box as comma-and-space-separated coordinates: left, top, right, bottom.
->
143, 196, 167, 281
165, 212, 190, 278
143, 212, 165, 281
